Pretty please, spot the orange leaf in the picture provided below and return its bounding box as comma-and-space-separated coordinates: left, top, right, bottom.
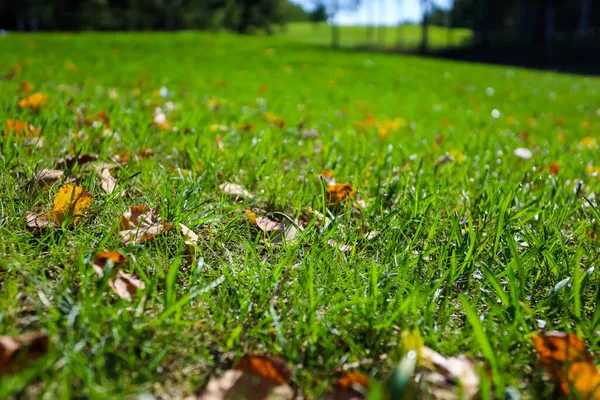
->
233, 354, 291, 385
93, 251, 127, 268
326, 183, 356, 204
549, 162, 560, 176
5, 119, 41, 137
18, 92, 48, 112
20, 81, 33, 93
337, 371, 370, 390
533, 331, 600, 398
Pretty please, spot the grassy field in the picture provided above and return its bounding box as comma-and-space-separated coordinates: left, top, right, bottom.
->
1, 31, 600, 398
281, 22, 473, 49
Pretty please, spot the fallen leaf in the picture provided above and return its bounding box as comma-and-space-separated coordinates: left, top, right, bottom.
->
533, 331, 600, 398
220, 182, 253, 200
91, 252, 145, 301
20, 81, 33, 93
56, 154, 98, 169
323, 371, 370, 400
328, 239, 352, 252
513, 147, 532, 160
0, 332, 49, 376
34, 169, 64, 186
18, 92, 48, 112
319, 170, 336, 185
326, 183, 356, 204
192, 354, 293, 400
99, 168, 117, 194
50, 184, 93, 226
416, 346, 480, 400
179, 223, 199, 246
5, 119, 41, 137
25, 213, 50, 230
548, 162, 560, 176
120, 205, 172, 245
2, 63, 22, 80
246, 210, 300, 244
153, 107, 171, 131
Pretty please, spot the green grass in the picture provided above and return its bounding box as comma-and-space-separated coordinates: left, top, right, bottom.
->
281, 22, 473, 49
1, 31, 600, 398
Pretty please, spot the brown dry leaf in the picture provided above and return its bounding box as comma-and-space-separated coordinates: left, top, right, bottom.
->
34, 169, 64, 186
50, 184, 93, 226
326, 183, 356, 204
119, 205, 172, 245
99, 168, 117, 194
246, 210, 300, 245
91, 252, 145, 301
56, 154, 98, 169
25, 213, 51, 230
0, 332, 49, 376
533, 331, 600, 399
5, 119, 41, 137
322, 371, 370, 400
193, 353, 293, 400
20, 81, 33, 94
220, 182, 253, 200
416, 346, 480, 400
327, 239, 352, 253
179, 223, 199, 246
18, 92, 48, 112
549, 162, 561, 176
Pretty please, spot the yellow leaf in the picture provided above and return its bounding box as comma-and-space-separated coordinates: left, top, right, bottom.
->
50, 184, 93, 226
18, 92, 48, 112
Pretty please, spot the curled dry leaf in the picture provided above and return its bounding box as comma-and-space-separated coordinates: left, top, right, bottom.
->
416, 346, 480, 400
99, 168, 117, 194
56, 154, 98, 169
326, 183, 356, 204
533, 331, 600, 399
246, 210, 300, 244
18, 92, 48, 112
322, 371, 370, 400
92, 252, 145, 301
179, 223, 199, 246
120, 205, 172, 245
5, 119, 41, 137
0, 332, 49, 376
319, 170, 336, 185
193, 353, 293, 400
34, 169, 64, 186
220, 182, 253, 200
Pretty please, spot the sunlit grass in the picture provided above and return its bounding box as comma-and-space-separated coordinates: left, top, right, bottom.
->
0, 31, 599, 398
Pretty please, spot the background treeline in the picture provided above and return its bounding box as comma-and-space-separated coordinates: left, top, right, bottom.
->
0, 0, 313, 33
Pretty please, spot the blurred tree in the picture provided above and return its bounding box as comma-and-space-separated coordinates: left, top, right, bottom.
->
310, 2, 328, 23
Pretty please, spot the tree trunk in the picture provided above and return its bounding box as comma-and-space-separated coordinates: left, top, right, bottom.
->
577, 0, 592, 48
544, 2, 555, 58
420, 0, 429, 54
332, 24, 340, 47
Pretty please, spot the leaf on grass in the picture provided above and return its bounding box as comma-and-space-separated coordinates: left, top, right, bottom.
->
20, 81, 33, 93
18, 92, 48, 112
153, 107, 171, 131
25, 213, 50, 229
326, 183, 356, 204
99, 168, 117, 194
513, 147, 532, 160
34, 169, 64, 186
0, 332, 49, 376
194, 353, 293, 400
416, 346, 480, 400
319, 170, 336, 185
246, 210, 300, 244
50, 184, 93, 226
533, 331, 600, 398
5, 119, 41, 137
179, 223, 199, 246
549, 162, 560, 176
323, 371, 370, 400
220, 182, 253, 200
56, 154, 98, 169
91, 252, 145, 301
327, 239, 352, 253
79, 109, 110, 128
120, 205, 172, 245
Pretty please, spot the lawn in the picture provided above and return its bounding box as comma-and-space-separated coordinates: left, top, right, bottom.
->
1, 31, 600, 399
281, 22, 473, 49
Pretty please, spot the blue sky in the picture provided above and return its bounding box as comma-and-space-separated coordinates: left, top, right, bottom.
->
291, 0, 453, 25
